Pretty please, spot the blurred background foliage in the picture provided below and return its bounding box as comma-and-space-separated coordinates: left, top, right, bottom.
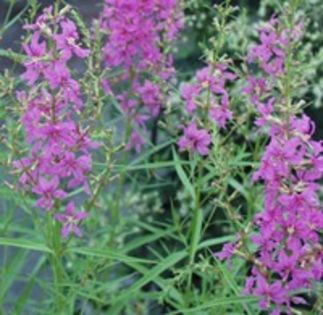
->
178, 0, 323, 139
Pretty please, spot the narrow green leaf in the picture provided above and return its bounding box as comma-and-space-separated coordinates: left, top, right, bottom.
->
13, 256, 47, 315
0, 251, 28, 301
0, 3, 29, 39
172, 147, 196, 202
113, 160, 190, 172
198, 235, 235, 249
171, 296, 258, 314
68, 247, 155, 265
110, 251, 186, 308
124, 260, 184, 308
130, 140, 175, 165
228, 178, 248, 200
0, 49, 26, 63
0, 237, 53, 254
121, 227, 175, 253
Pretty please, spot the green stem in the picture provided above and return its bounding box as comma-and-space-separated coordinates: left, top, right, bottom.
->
110, 64, 136, 228
48, 215, 65, 314
188, 163, 203, 265
188, 2, 233, 266
110, 119, 132, 244
189, 196, 202, 265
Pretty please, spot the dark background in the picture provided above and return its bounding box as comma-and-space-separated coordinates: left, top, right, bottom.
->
0, 0, 101, 72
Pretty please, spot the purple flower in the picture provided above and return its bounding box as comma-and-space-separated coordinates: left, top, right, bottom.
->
209, 95, 232, 128
101, 0, 182, 70
32, 176, 67, 210
126, 130, 145, 153
21, 32, 47, 85
178, 122, 212, 156
23, 6, 54, 31
243, 76, 269, 106
248, 18, 291, 77
13, 157, 38, 187
55, 19, 89, 60
254, 276, 287, 310
180, 83, 200, 113
45, 61, 83, 108
137, 80, 162, 116
254, 97, 275, 127
215, 242, 236, 261
39, 121, 76, 147
180, 63, 236, 134
55, 201, 88, 237
56, 152, 91, 190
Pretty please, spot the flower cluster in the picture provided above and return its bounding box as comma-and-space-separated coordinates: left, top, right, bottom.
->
248, 17, 287, 77
101, 0, 184, 152
178, 63, 236, 156
13, 6, 96, 238
217, 18, 322, 314
178, 122, 211, 156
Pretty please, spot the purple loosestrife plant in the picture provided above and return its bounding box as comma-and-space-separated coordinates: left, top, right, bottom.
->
217, 15, 323, 315
174, 2, 240, 269
3, 1, 323, 313
100, 0, 184, 151
13, 6, 97, 238
178, 62, 236, 156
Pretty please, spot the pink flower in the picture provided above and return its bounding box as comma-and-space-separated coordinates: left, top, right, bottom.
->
55, 201, 88, 237
39, 122, 76, 147
32, 176, 67, 210
21, 32, 47, 85
215, 242, 236, 261
178, 122, 211, 156
137, 80, 162, 116
243, 76, 269, 105
56, 152, 91, 190
254, 276, 287, 310
180, 83, 200, 113
101, 0, 182, 70
254, 97, 275, 127
12, 157, 37, 187
23, 6, 54, 31
209, 95, 232, 128
126, 130, 145, 153
180, 63, 236, 136
248, 17, 292, 77
45, 61, 83, 108
54, 19, 89, 60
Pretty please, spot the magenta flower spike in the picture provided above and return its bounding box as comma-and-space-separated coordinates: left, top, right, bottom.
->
14, 6, 97, 238
101, 0, 184, 153
217, 17, 323, 314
